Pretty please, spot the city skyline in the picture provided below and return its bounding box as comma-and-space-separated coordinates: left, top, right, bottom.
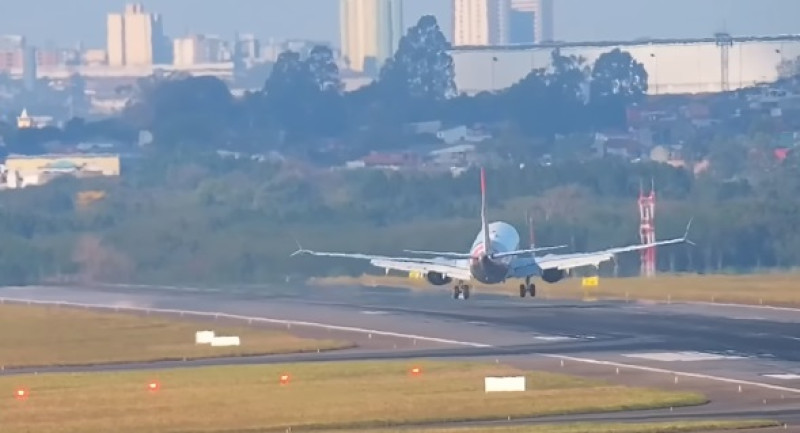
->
6, 0, 800, 49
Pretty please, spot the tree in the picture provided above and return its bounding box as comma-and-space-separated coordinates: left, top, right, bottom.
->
589, 48, 648, 129
590, 48, 648, 101
264, 47, 346, 143
378, 15, 456, 119
264, 50, 314, 142
306, 45, 343, 93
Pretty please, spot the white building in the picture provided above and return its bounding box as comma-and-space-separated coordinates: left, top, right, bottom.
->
451, 35, 800, 96
106, 3, 167, 67
340, 0, 377, 73
453, 0, 511, 46
173, 34, 230, 66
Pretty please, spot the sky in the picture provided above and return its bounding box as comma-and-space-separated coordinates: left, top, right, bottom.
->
5, 0, 800, 49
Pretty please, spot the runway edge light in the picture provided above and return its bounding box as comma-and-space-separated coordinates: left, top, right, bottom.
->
14, 387, 28, 400
280, 374, 291, 385
409, 366, 422, 376
147, 380, 160, 392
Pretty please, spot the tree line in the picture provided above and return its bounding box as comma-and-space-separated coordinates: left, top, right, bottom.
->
0, 151, 796, 286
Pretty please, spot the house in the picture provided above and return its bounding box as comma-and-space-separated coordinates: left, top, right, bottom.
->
435, 125, 491, 145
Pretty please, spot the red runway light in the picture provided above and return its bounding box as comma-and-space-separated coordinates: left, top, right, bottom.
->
14, 388, 28, 400
147, 381, 160, 392
279, 374, 290, 385
410, 367, 422, 376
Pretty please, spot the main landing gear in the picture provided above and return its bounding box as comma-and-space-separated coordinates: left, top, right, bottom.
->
519, 277, 536, 298
453, 283, 471, 300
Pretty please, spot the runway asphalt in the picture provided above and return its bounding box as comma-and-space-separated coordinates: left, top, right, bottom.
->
2, 283, 800, 429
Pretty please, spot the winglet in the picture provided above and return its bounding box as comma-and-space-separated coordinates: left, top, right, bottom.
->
290, 237, 307, 257
683, 217, 696, 246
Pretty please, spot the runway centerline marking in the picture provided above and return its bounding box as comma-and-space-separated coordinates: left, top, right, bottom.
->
543, 354, 800, 394
0, 297, 493, 348
622, 351, 746, 362
762, 374, 800, 380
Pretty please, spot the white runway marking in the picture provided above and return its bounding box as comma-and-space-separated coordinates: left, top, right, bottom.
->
622, 351, 746, 362
0, 297, 493, 348
534, 335, 575, 342
763, 374, 800, 380
543, 354, 800, 394
360, 311, 389, 315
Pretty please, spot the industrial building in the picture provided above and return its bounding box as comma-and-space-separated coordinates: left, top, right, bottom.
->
451, 34, 800, 95
2, 154, 121, 189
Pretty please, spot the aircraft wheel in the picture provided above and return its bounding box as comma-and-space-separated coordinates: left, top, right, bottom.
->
462, 285, 471, 300
453, 285, 462, 300
528, 283, 537, 298
519, 284, 526, 298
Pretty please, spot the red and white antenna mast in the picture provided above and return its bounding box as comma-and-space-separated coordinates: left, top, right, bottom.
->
638, 179, 656, 277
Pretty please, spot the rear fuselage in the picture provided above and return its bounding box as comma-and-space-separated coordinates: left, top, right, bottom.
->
468, 221, 520, 284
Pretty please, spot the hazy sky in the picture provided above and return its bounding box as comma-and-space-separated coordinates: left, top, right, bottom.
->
5, 0, 800, 48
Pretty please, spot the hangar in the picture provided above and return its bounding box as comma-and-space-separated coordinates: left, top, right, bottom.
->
450, 34, 800, 95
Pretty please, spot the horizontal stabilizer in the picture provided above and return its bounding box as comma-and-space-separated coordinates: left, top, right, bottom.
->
403, 244, 567, 259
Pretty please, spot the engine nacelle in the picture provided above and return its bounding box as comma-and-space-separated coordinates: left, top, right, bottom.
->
426, 272, 452, 286
541, 268, 566, 284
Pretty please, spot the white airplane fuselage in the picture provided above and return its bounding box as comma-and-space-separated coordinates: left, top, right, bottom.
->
468, 221, 521, 284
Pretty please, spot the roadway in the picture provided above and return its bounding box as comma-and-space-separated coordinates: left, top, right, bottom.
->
1, 283, 799, 429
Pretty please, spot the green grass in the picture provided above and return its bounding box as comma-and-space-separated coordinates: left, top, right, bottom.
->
320, 420, 782, 433
312, 272, 800, 308
0, 361, 708, 433
0, 303, 352, 368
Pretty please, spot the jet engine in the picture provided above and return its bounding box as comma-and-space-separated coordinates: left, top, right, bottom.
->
426, 272, 452, 286
541, 268, 566, 283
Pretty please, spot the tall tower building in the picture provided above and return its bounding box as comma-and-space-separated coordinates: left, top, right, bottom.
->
107, 3, 168, 67
453, 0, 510, 47
376, 0, 404, 67
508, 0, 553, 43
509, 0, 535, 43
538, 0, 554, 42
107, 13, 125, 66
340, 0, 378, 74
340, 0, 402, 75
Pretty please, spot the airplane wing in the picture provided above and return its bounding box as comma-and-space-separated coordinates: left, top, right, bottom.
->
535, 219, 694, 272
402, 244, 567, 259
291, 248, 473, 281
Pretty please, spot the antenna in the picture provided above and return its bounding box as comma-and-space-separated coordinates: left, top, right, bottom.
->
638, 178, 656, 277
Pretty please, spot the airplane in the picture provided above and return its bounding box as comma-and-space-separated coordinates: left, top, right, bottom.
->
292, 168, 693, 300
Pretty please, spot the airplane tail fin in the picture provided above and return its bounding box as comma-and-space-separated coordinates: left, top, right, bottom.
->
480, 167, 491, 255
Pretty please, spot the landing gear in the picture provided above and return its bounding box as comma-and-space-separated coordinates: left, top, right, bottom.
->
453, 283, 471, 300
519, 278, 536, 298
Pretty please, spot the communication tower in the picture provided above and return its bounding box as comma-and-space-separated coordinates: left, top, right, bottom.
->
638, 180, 656, 277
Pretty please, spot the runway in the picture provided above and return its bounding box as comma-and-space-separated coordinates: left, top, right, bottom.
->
2, 283, 799, 429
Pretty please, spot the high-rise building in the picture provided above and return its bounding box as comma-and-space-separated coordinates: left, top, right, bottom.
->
453, 0, 510, 46
376, 0, 403, 67
107, 13, 125, 66
340, 0, 403, 74
537, 0, 554, 42
106, 3, 169, 67
508, 0, 553, 43
340, 0, 377, 73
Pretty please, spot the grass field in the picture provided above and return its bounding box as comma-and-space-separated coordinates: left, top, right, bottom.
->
311, 272, 800, 307
0, 361, 707, 433
316, 420, 781, 433
0, 303, 352, 368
